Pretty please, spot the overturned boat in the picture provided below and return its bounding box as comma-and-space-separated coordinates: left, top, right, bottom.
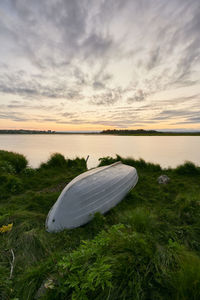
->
46, 161, 138, 232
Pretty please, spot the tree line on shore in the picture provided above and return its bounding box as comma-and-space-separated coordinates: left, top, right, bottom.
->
0, 129, 55, 134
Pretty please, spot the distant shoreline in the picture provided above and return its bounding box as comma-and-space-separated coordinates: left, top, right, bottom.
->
100, 129, 200, 136
100, 133, 200, 136
1, 129, 200, 136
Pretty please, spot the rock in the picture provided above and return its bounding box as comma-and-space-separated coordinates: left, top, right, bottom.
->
35, 278, 54, 299
35, 281, 46, 299
157, 175, 170, 184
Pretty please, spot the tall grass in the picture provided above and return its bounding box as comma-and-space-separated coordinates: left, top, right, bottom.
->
40, 153, 87, 171
99, 155, 162, 171
0, 151, 200, 299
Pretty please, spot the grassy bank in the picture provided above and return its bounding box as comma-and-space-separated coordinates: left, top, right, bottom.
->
0, 151, 200, 299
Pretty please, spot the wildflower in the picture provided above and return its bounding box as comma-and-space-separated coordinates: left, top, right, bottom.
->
0, 223, 13, 233
44, 278, 54, 289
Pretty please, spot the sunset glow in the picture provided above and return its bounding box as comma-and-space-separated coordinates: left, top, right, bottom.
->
0, 0, 200, 131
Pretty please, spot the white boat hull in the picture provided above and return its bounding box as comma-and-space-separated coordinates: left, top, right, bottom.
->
46, 162, 138, 232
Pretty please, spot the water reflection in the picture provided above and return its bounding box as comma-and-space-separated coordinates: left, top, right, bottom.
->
0, 134, 200, 169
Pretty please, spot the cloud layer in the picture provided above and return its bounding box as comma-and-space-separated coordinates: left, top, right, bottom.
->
0, 0, 200, 129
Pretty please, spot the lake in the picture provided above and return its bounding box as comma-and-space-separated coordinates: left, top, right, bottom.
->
0, 134, 200, 169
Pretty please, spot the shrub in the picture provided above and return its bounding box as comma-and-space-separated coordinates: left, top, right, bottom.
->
5, 175, 23, 194
123, 158, 161, 172
66, 157, 87, 170
43, 153, 67, 168
40, 154, 87, 171
98, 156, 119, 166
22, 167, 36, 176
98, 155, 161, 172
49, 224, 156, 299
0, 160, 15, 174
0, 150, 28, 173
175, 161, 200, 175
0, 174, 23, 197
0, 174, 8, 185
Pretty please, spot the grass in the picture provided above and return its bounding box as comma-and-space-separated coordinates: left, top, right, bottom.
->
0, 151, 200, 299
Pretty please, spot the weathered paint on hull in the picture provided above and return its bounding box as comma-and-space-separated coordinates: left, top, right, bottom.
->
46, 162, 138, 232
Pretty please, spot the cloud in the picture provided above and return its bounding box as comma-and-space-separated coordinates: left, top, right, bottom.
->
90, 88, 121, 106
82, 33, 113, 59
93, 81, 105, 90
62, 112, 77, 118
0, 0, 200, 128
0, 112, 28, 122
182, 117, 200, 124
127, 90, 147, 103
0, 69, 85, 101
3, 102, 61, 111
146, 47, 160, 70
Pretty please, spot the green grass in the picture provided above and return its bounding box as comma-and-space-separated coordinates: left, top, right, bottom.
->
0, 151, 200, 299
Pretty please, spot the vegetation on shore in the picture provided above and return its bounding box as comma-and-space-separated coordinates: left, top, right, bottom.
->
0, 150, 200, 299
100, 129, 200, 136
0, 130, 55, 134
1, 129, 200, 135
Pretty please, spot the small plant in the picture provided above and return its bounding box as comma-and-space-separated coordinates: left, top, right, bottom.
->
0, 223, 13, 233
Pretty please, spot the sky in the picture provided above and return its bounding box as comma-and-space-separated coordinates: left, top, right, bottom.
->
0, 0, 200, 131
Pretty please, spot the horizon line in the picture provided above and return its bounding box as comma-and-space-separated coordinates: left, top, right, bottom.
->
1, 129, 200, 133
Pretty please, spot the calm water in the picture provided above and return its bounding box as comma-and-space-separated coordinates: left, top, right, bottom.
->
0, 134, 200, 169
